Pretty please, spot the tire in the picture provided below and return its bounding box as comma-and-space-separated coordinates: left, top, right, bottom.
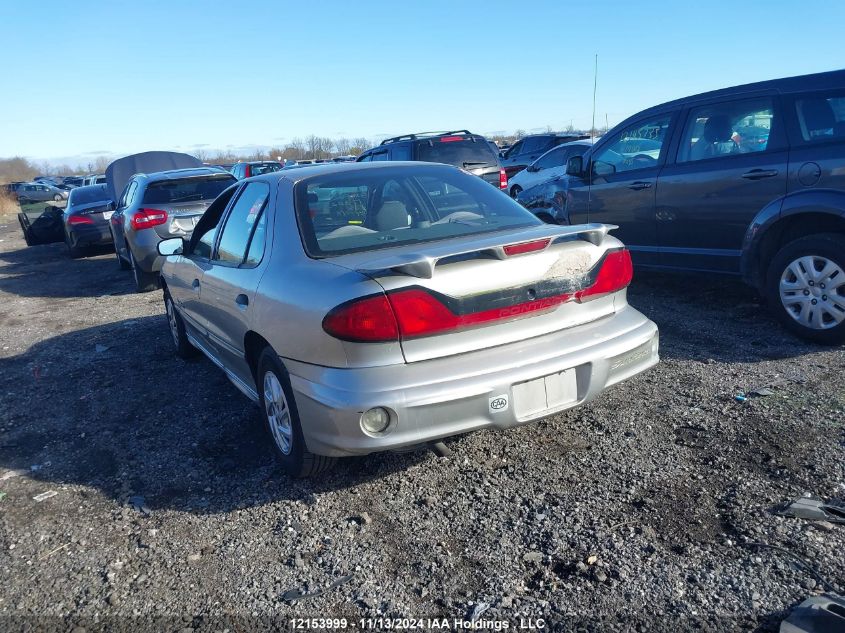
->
53, 194, 62, 202
129, 249, 159, 293
765, 233, 845, 345
163, 289, 197, 359
256, 347, 336, 478
65, 231, 85, 259
510, 185, 522, 198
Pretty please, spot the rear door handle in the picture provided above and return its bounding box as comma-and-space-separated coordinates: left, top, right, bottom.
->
628, 181, 652, 191
235, 294, 249, 308
741, 169, 778, 180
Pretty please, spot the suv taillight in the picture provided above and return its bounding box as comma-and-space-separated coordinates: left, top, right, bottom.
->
499, 168, 508, 190
130, 208, 169, 231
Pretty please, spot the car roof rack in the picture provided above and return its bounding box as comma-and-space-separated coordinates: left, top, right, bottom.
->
380, 130, 474, 145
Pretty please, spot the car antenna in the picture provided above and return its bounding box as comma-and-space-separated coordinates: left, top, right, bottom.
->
589, 53, 598, 206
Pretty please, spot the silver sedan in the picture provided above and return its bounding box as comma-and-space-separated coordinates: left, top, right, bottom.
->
158, 162, 659, 477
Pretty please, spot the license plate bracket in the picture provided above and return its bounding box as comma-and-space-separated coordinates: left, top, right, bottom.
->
512, 368, 577, 419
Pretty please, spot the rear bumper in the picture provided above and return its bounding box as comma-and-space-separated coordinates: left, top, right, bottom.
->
127, 229, 164, 273
285, 305, 659, 457
68, 223, 112, 247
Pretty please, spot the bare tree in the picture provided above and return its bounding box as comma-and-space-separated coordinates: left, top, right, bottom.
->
514, 129, 526, 139
334, 138, 352, 155
350, 137, 372, 155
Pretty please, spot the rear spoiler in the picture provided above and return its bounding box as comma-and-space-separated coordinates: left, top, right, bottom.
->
357, 223, 618, 279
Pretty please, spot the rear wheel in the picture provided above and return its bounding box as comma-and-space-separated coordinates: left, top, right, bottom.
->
510, 185, 522, 198
164, 289, 197, 359
64, 231, 85, 259
129, 249, 159, 293
765, 234, 845, 344
256, 347, 336, 478
53, 194, 62, 202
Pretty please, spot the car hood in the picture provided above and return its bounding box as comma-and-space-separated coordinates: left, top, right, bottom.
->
105, 151, 203, 204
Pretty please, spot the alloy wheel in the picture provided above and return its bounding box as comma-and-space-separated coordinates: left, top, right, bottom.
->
263, 371, 293, 455
779, 255, 845, 330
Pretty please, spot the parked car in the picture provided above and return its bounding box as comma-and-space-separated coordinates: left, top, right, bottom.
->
356, 130, 508, 191
84, 174, 107, 186
3, 182, 26, 198
108, 152, 236, 292
62, 184, 114, 258
524, 69, 845, 343
62, 176, 86, 188
157, 162, 659, 476
500, 133, 590, 179
230, 161, 284, 180
507, 140, 595, 198
17, 182, 68, 202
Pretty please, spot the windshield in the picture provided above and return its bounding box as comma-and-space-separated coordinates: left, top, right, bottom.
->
416, 137, 499, 168
295, 165, 540, 257
142, 175, 235, 204
68, 184, 109, 205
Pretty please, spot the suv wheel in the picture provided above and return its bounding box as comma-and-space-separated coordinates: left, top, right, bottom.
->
510, 185, 522, 198
766, 234, 845, 344
129, 249, 159, 293
164, 289, 197, 359
256, 347, 336, 478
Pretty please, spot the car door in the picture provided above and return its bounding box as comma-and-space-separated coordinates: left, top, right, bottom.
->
110, 180, 137, 259
568, 112, 677, 266
200, 181, 272, 385
655, 94, 788, 273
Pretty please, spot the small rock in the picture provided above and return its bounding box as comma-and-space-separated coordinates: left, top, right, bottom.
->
187, 553, 201, 562
522, 551, 543, 563
422, 496, 437, 507
106, 594, 119, 606
595, 570, 608, 583
293, 552, 305, 569
501, 595, 513, 608
575, 561, 588, 573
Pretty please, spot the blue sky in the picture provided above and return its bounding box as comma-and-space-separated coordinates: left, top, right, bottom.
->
1, 0, 843, 164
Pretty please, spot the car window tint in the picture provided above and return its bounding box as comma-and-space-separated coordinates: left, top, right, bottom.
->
795, 91, 845, 143
535, 146, 567, 169
678, 97, 774, 162
519, 137, 548, 155
371, 151, 389, 162
195, 227, 217, 259
296, 165, 539, 257
504, 140, 522, 158
592, 115, 672, 174
213, 182, 270, 265
390, 144, 412, 160
143, 175, 234, 204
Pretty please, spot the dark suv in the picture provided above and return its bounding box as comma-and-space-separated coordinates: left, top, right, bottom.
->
500, 132, 589, 179
520, 69, 845, 343
356, 130, 507, 191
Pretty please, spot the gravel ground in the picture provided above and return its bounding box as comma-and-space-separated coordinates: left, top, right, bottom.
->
0, 214, 843, 632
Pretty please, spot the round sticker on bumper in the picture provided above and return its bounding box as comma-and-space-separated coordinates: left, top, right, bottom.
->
489, 395, 509, 413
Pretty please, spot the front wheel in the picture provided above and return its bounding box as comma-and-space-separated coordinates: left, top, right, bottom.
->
510, 185, 522, 198
765, 234, 845, 344
53, 194, 62, 202
257, 348, 336, 477
164, 289, 197, 359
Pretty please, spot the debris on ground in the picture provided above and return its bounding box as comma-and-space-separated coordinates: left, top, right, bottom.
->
469, 601, 491, 621
779, 593, 845, 633
128, 495, 151, 515
281, 573, 354, 603
32, 490, 57, 502
780, 497, 845, 524
0, 469, 21, 481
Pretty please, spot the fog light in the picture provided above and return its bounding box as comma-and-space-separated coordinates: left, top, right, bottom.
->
360, 407, 391, 434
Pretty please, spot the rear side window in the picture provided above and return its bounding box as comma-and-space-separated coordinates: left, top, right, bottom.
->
213, 182, 270, 265
678, 97, 775, 162
295, 165, 539, 257
250, 162, 282, 176
416, 137, 498, 168
142, 175, 235, 204
519, 136, 549, 155
794, 91, 845, 143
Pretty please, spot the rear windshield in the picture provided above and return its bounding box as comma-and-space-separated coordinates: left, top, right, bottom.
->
142, 175, 235, 204
251, 162, 282, 175
416, 137, 499, 168
68, 184, 109, 205
295, 165, 539, 257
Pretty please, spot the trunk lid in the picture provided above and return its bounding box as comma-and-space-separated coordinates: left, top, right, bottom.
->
329, 224, 623, 363
151, 201, 212, 238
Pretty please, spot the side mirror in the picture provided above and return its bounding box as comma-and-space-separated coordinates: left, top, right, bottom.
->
157, 237, 184, 257
565, 155, 583, 177
593, 161, 616, 177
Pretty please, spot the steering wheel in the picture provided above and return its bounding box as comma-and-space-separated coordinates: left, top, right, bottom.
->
631, 154, 657, 167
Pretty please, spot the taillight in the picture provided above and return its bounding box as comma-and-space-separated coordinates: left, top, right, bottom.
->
244, 165, 251, 177
68, 215, 94, 225
503, 238, 550, 256
322, 295, 399, 342
575, 249, 633, 301
499, 168, 508, 190
439, 136, 464, 142
322, 249, 633, 342
130, 208, 168, 231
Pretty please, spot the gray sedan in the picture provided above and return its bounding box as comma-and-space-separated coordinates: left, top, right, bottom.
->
158, 162, 659, 477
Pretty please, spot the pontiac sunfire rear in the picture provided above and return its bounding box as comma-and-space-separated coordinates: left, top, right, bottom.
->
158, 162, 659, 476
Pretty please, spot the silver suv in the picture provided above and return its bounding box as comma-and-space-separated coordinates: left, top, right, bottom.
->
158, 162, 659, 477
110, 168, 235, 291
